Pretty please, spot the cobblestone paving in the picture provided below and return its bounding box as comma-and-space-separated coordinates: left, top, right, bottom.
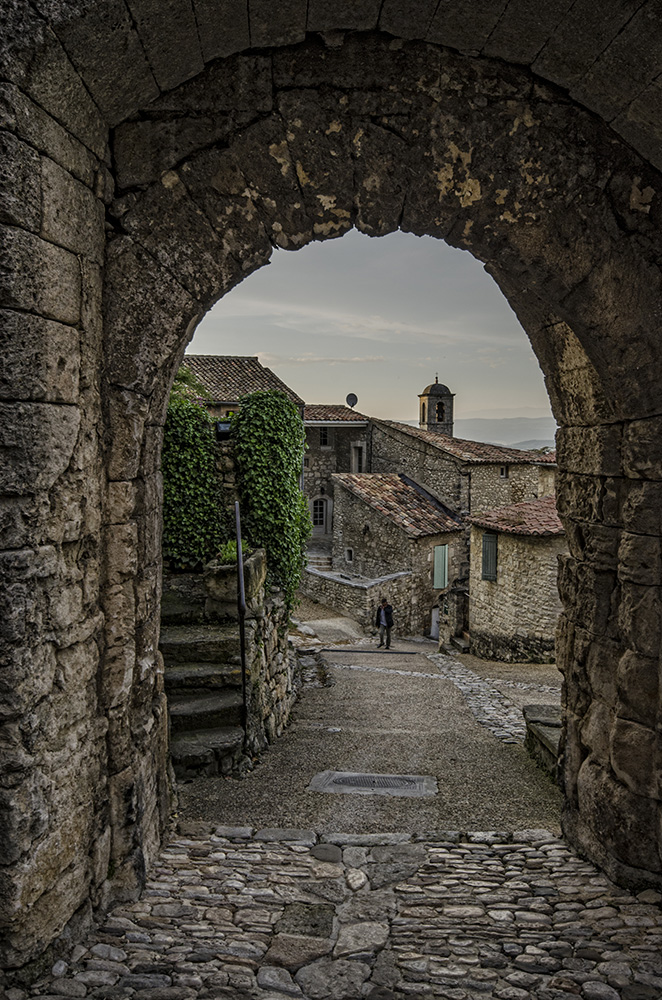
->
17, 828, 662, 1000
427, 654, 528, 745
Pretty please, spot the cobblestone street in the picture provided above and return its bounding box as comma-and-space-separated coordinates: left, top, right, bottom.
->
15, 827, 662, 1000
9, 641, 662, 999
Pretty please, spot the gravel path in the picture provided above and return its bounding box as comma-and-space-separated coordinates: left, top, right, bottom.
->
178, 637, 562, 834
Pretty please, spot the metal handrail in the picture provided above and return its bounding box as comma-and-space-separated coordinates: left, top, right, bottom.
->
234, 502, 248, 734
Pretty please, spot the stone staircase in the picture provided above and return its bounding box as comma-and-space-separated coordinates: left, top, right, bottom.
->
306, 551, 333, 571
159, 623, 246, 779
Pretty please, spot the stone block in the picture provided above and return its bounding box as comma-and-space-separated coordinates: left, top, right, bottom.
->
621, 480, 662, 535
616, 649, 659, 729
623, 416, 662, 480
248, 0, 307, 48
610, 717, 659, 799
556, 424, 623, 477
104, 523, 139, 585
618, 530, 662, 586
127, 0, 204, 91
0, 83, 97, 187
34, 0, 159, 126
1, 3, 107, 159
0, 401, 81, 494
105, 388, 150, 481
307, 0, 381, 32
575, 757, 661, 874
0, 131, 41, 231
0, 308, 80, 403
617, 581, 662, 659
294, 957, 371, 999
0, 225, 81, 325
101, 644, 136, 710
379, 0, 437, 38
41, 156, 105, 263
193, 0, 250, 61
103, 237, 198, 395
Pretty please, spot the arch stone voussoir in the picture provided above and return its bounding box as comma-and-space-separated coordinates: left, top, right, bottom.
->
3, 13, 662, 974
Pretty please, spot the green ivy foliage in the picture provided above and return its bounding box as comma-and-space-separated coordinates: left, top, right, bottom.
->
162, 369, 226, 570
232, 391, 311, 606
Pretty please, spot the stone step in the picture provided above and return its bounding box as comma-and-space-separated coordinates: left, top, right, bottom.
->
450, 635, 470, 653
307, 557, 332, 569
170, 726, 245, 779
159, 624, 240, 665
523, 704, 562, 779
164, 661, 243, 691
168, 690, 244, 732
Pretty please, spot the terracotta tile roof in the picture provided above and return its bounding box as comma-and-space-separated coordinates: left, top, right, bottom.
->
183, 355, 304, 406
376, 420, 556, 465
304, 404, 369, 422
332, 473, 464, 537
469, 494, 564, 536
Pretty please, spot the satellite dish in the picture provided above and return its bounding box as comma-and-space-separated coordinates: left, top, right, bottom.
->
346, 393, 358, 408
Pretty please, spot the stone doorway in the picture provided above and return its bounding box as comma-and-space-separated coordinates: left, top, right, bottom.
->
3, 9, 662, 971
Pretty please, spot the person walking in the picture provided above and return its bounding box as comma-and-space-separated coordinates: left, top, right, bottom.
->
376, 597, 394, 649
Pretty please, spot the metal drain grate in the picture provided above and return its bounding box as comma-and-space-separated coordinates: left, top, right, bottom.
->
332, 774, 416, 789
308, 770, 437, 797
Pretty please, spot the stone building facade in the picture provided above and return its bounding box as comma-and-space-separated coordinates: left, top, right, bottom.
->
4, 4, 662, 971
322, 473, 466, 635
468, 496, 566, 662
303, 405, 370, 540
371, 420, 556, 514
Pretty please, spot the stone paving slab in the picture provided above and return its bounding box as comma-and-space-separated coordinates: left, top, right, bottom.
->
15, 829, 662, 1000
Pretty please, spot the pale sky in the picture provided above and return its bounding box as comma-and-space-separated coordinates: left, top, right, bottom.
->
188, 229, 553, 423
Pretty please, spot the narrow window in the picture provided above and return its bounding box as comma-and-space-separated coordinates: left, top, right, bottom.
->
436, 401, 445, 422
303, 456, 310, 469
499, 465, 509, 479
481, 532, 497, 581
319, 427, 329, 447
312, 499, 326, 527
352, 446, 364, 473
433, 544, 448, 589
345, 548, 353, 563
421, 402, 426, 423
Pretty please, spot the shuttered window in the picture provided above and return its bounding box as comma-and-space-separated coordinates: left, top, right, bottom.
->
433, 544, 448, 589
482, 532, 497, 581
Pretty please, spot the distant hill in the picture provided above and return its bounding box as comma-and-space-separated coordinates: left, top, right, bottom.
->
453, 417, 557, 449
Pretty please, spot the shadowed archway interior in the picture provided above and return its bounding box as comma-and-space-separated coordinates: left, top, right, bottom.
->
2, 4, 662, 971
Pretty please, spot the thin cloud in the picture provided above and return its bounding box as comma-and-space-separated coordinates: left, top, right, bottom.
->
260, 353, 386, 366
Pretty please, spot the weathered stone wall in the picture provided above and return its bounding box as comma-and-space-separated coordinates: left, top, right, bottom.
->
330, 484, 467, 633
331, 483, 412, 580
371, 422, 469, 511
469, 525, 566, 662
302, 567, 413, 632
470, 463, 554, 513
4, 5, 662, 971
304, 424, 370, 502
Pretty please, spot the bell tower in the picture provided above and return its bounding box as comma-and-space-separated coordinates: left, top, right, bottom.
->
419, 375, 454, 436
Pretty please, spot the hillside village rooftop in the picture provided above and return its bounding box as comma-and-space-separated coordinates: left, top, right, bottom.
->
332, 472, 464, 537
184, 354, 305, 408
469, 494, 564, 536
377, 420, 557, 465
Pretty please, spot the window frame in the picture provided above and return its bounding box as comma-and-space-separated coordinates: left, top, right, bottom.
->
481, 531, 498, 581
433, 543, 449, 589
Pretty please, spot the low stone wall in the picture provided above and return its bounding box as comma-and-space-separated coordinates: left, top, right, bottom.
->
163, 549, 300, 758
470, 629, 557, 663
302, 567, 414, 632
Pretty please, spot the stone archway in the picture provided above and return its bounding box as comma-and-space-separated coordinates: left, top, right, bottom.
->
2, 8, 662, 971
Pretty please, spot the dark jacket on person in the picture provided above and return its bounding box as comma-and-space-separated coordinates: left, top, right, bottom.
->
375, 604, 394, 628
